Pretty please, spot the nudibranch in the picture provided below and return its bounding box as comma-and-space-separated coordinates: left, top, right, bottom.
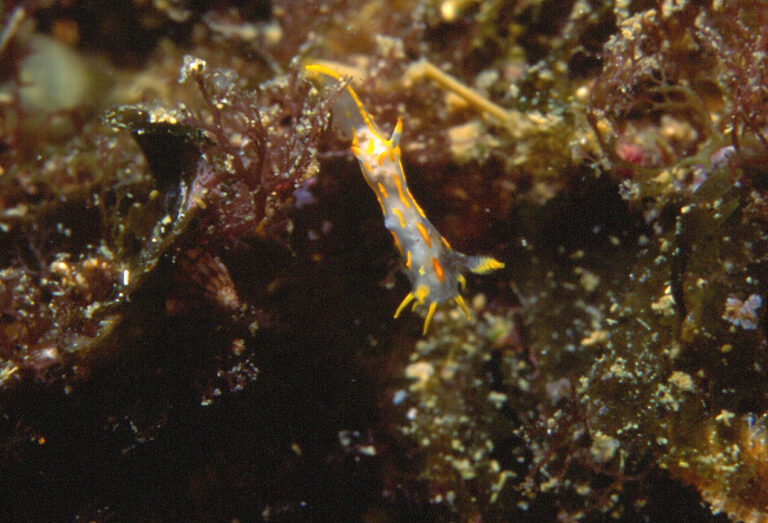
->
306, 63, 504, 334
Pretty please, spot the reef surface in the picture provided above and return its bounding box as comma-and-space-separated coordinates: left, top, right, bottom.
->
0, 1, 766, 520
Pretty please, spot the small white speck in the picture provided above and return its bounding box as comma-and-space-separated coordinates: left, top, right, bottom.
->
392, 389, 407, 405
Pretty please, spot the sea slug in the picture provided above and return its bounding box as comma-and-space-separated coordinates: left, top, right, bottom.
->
306, 63, 504, 333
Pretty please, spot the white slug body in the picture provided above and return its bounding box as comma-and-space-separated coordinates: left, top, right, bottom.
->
306, 64, 504, 333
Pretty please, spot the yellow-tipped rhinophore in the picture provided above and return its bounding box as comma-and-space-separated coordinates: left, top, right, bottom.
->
470, 257, 505, 274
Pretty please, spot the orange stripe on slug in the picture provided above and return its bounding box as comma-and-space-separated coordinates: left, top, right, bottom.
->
441, 236, 451, 249
416, 222, 432, 248
377, 182, 389, 199
366, 139, 376, 154
303, 64, 387, 142
406, 188, 427, 218
405, 250, 411, 269
360, 171, 386, 215
374, 194, 386, 215
393, 175, 411, 209
390, 231, 404, 255
393, 208, 406, 228
432, 257, 445, 282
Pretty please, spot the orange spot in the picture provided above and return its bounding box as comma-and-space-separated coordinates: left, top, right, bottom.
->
406, 251, 412, 269
441, 236, 451, 249
367, 139, 376, 154
362, 161, 373, 174
393, 208, 406, 228
416, 222, 432, 248
432, 257, 445, 282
